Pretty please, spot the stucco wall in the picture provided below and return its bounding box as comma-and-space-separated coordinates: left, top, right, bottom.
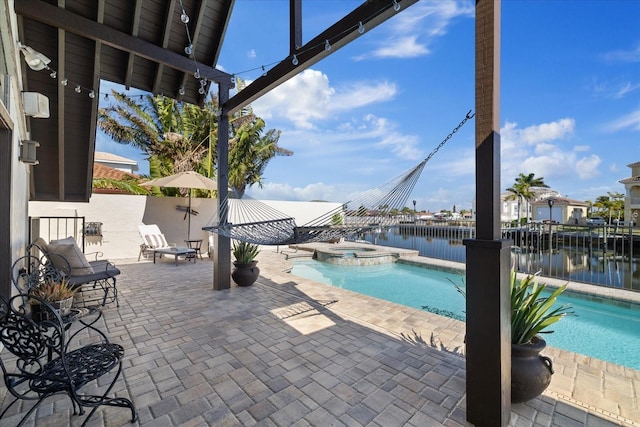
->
29, 194, 342, 260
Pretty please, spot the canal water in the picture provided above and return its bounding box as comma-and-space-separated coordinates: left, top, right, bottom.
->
360, 226, 640, 291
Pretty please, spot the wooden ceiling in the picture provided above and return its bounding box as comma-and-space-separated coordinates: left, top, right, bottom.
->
15, 0, 416, 201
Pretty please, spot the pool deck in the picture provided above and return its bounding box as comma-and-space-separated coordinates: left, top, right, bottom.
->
0, 244, 638, 426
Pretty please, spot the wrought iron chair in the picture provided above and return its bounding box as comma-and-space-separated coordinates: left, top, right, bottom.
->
0, 294, 137, 426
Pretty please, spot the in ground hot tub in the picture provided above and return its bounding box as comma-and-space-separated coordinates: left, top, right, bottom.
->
314, 246, 396, 265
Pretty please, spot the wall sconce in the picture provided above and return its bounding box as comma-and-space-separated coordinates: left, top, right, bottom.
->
18, 43, 51, 71
19, 140, 39, 165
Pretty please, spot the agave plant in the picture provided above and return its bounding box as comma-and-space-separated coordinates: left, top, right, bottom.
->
510, 271, 573, 345
454, 270, 573, 345
232, 241, 260, 264
30, 279, 76, 302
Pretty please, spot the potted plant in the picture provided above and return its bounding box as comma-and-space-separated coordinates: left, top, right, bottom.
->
30, 279, 77, 320
509, 270, 573, 403
456, 270, 573, 403
231, 241, 260, 286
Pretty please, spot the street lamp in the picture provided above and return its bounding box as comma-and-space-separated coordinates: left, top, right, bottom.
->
412, 200, 417, 249
547, 198, 555, 254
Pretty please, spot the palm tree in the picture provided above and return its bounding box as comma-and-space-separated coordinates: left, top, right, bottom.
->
98, 91, 291, 197
506, 173, 549, 224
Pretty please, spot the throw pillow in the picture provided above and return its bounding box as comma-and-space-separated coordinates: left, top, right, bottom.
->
48, 237, 94, 276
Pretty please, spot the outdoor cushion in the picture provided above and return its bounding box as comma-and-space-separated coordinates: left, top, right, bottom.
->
48, 237, 95, 276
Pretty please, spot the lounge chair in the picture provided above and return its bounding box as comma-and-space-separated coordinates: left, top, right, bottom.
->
137, 224, 196, 265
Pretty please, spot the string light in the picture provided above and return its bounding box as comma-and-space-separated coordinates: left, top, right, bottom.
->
231, 0, 405, 82
88, 90, 96, 99
184, 44, 193, 56
178, 86, 186, 96
180, 11, 189, 24
49, 70, 57, 78
74, 85, 82, 93
61, 78, 68, 86
194, 69, 201, 79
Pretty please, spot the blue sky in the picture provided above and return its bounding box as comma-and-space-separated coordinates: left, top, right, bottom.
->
97, 0, 640, 212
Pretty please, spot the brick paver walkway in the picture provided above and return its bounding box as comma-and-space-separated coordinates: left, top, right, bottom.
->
1, 246, 638, 426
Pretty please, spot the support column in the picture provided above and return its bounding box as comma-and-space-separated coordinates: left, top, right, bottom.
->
214, 83, 231, 290
464, 0, 511, 425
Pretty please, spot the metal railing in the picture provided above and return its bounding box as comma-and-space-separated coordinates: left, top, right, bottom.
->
29, 216, 87, 253
364, 222, 640, 291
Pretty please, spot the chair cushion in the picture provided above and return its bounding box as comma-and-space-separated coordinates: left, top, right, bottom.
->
48, 237, 95, 276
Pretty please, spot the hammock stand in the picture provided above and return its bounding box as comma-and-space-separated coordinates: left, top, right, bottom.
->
204, 111, 474, 246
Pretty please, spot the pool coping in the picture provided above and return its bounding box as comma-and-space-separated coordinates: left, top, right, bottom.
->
266, 243, 640, 424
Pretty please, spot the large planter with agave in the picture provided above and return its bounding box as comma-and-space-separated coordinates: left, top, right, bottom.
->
231, 241, 260, 286
510, 272, 573, 403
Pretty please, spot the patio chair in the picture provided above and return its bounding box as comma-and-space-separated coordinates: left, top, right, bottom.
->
27, 237, 121, 307
0, 294, 137, 426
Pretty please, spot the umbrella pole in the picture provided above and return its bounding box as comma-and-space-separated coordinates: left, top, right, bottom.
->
187, 191, 191, 241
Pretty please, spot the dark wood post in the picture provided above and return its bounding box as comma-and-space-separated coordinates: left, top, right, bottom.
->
464, 0, 512, 425
213, 83, 231, 290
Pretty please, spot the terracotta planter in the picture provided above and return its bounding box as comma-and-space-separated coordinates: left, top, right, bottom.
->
231, 261, 260, 286
511, 336, 553, 403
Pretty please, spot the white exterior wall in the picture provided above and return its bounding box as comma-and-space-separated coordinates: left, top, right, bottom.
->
29, 195, 343, 260
2, 0, 33, 261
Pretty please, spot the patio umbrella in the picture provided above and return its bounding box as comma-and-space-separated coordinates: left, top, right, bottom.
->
141, 171, 217, 240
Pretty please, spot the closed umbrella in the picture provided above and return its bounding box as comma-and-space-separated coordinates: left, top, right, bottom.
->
141, 171, 217, 240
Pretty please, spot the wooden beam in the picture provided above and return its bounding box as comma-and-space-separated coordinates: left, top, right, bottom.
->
153, 0, 177, 95
224, 0, 418, 116
14, 0, 232, 83
124, 0, 143, 89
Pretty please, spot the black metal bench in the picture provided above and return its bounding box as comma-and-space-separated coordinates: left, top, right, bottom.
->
0, 295, 137, 426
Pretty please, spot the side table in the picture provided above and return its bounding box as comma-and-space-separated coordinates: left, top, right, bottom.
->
185, 239, 203, 260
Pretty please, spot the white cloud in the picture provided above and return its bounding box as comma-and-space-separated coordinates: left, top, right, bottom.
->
600, 42, 640, 63
602, 109, 640, 132
360, 0, 474, 60
502, 118, 575, 145
247, 49, 256, 59
252, 69, 397, 130
500, 118, 602, 187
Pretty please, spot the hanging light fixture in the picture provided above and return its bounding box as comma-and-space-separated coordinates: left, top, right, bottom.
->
18, 43, 51, 71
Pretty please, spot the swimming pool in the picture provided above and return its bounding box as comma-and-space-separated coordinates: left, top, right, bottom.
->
290, 259, 640, 371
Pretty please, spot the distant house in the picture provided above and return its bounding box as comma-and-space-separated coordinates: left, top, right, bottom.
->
93, 153, 140, 195
500, 188, 560, 223
619, 161, 640, 225
94, 151, 139, 174
531, 196, 588, 224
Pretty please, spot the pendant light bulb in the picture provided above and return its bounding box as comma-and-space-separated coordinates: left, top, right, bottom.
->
198, 87, 205, 95
324, 39, 332, 51
88, 90, 96, 99
178, 86, 186, 96
184, 44, 193, 55
61, 78, 68, 86
194, 69, 201, 79
292, 54, 299, 66
393, 0, 401, 12
181, 11, 189, 24
74, 85, 82, 93
49, 70, 57, 79
358, 22, 365, 34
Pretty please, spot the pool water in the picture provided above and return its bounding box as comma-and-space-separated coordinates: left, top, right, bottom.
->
290, 259, 640, 371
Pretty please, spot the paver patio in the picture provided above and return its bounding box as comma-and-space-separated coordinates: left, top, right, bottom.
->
1, 247, 638, 426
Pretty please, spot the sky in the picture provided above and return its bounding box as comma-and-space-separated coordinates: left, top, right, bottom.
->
96, 0, 640, 213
